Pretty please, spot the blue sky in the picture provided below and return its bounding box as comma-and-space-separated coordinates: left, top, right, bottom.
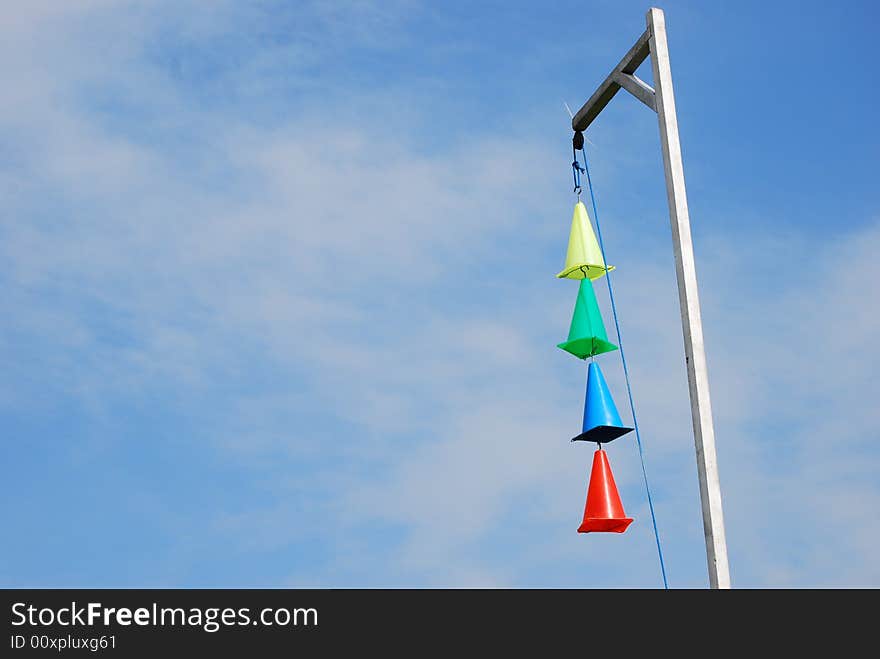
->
1, 0, 877, 588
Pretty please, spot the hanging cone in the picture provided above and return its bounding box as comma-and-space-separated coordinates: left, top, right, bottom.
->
578, 449, 633, 534
557, 279, 618, 359
556, 201, 614, 280
572, 362, 634, 443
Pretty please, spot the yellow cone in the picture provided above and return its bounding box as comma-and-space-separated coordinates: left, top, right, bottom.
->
556, 201, 614, 280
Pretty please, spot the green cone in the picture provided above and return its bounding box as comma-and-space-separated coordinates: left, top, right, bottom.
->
557, 279, 618, 359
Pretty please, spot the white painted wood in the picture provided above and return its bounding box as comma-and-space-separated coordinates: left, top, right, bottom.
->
613, 71, 656, 111
572, 29, 652, 132
646, 7, 731, 589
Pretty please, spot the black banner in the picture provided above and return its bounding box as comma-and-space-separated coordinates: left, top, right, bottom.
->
0, 588, 869, 654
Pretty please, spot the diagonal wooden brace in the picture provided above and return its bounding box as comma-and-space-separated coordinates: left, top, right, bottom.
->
572, 29, 655, 132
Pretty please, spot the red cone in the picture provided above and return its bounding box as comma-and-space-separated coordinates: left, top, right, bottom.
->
578, 449, 633, 533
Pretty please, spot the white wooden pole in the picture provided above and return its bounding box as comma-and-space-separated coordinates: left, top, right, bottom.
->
646, 7, 731, 589
570, 6, 731, 590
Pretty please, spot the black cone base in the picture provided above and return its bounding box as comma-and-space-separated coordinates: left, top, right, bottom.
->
570, 425, 634, 443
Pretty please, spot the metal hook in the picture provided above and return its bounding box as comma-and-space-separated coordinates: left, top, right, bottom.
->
572, 158, 584, 196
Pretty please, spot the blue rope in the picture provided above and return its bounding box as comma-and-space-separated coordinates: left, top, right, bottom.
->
579, 147, 669, 590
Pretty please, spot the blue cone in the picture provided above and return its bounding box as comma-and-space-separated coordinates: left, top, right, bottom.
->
571, 362, 634, 444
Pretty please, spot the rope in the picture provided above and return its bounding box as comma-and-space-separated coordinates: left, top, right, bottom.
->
578, 146, 670, 590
